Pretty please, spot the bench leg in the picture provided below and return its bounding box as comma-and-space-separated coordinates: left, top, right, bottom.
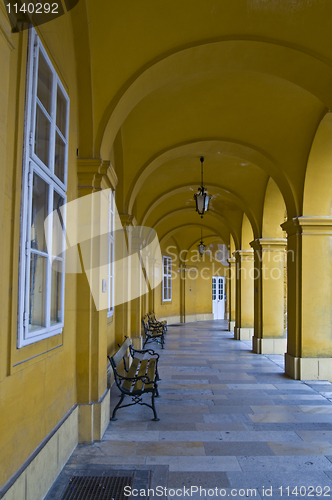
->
151, 390, 160, 421
111, 393, 125, 421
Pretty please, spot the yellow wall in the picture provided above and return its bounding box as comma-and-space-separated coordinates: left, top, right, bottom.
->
0, 17, 79, 489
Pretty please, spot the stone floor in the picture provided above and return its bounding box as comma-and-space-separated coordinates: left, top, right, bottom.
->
54, 321, 332, 499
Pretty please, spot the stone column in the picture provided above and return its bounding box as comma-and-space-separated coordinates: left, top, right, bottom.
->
76, 159, 117, 442
234, 250, 254, 341
179, 264, 186, 323
227, 257, 236, 332
250, 239, 287, 354
115, 214, 136, 343
282, 217, 332, 380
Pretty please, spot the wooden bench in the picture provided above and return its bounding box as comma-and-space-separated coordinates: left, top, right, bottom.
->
148, 311, 167, 333
108, 338, 160, 421
142, 316, 165, 349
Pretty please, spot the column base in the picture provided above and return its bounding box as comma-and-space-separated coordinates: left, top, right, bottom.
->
234, 327, 253, 341
131, 336, 143, 350
228, 321, 235, 332
285, 353, 332, 381
78, 389, 110, 443
253, 336, 287, 355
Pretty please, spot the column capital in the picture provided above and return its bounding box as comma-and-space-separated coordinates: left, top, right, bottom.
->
99, 161, 118, 191
281, 216, 332, 236
77, 158, 103, 192
250, 238, 287, 251
227, 257, 236, 265
233, 249, 254, 261
119, 213, 137, 227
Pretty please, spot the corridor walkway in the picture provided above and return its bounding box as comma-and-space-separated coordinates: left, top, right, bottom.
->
59, 321, 332, 498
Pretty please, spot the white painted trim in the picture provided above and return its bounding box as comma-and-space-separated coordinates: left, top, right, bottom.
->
18, 28, 69, 348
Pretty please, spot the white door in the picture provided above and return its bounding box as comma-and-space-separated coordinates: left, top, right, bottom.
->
212, 277, 225, 320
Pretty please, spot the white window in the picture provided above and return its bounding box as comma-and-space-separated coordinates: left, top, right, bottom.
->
108, 191, 115, 317
162, 256, 172, 302
18, 28, 69, 347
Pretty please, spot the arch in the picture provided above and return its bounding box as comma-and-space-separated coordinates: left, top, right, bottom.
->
159, 223, 228, 249
241, 213, 254, 249
127, 140, 295, 223
152, 208, 238, 248
262, 178, 287, 238
98, 38, 332, 166
303, 112, 332, 216
140, 183, 251, 239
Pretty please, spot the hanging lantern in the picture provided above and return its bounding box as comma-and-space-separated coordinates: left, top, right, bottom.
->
197, 229, 206, 257
194, 157, 210, 218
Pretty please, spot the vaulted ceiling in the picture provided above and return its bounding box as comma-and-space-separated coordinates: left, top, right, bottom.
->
73, 0, 332, 251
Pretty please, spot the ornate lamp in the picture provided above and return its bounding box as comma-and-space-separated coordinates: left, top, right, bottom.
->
197, 229, 206, 257
194, 157, 210, 218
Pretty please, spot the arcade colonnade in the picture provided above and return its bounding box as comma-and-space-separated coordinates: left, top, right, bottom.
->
1, 1, 332, 499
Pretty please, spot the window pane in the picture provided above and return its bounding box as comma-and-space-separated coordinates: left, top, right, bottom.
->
54, 132, 65, 182
31, 173, 48, 252
37, 50, 53, 115
51, 259, 63, 325
35, 105, 50, 167
56, 86, 67, 137
52, 191, 64, 257
29, 253, 47, 331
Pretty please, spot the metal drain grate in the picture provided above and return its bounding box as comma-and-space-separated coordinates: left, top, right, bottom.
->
61, 475, 133, 500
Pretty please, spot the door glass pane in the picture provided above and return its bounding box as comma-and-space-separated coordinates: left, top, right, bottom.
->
54, 132, 65, 182
51, 259, 63, 325
37, 50, 53, 115
52, 191, 64, 257
31, 173, 49, 252
29, 253, 47, 331
56, 86, 67, 136
35, 105, 50, 167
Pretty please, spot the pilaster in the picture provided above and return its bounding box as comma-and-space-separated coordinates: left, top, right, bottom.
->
250, 238, 287, 354
227, 257, 236, 332
233, 250, 254, 341
282, 217, 332, 380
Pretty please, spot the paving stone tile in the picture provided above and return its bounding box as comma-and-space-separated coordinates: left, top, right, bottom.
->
103, 431, 159, 441
136, 441, 205, 456
268, 441, 332, 456
167, 471, 231, 488
146, 422, 197, 431
209, 405, 253, 414
159, 431, 221, 442
204, 414, 253, 424
146, 455, 241, 471
296, 431, 332, 442
196, 423, 248, 431
218, 431, 302, 442
204, 441, 275, 456
238, 455, 332, 471
248, 412, 299, 423
298, 406, 332, 414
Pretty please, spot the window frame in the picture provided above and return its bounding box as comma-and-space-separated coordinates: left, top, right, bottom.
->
162, 255, 172, 302
18, 28, 70, 348
107, 190, 115, 318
